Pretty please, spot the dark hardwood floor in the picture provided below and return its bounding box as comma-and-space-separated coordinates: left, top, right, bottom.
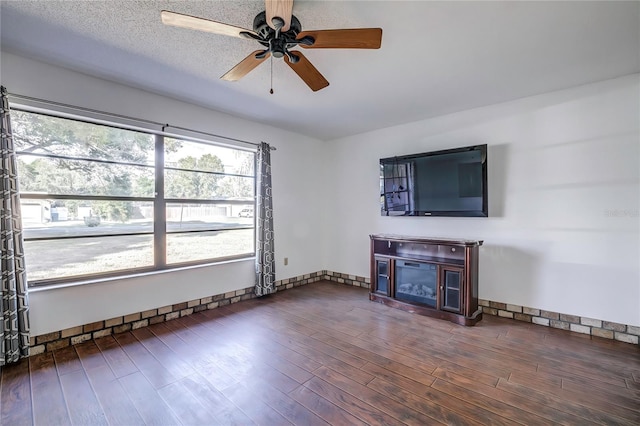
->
2, 281, 639, 425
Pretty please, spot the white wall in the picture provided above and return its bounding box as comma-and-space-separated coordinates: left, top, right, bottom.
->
323, 74, 640, 327
2, 51, 638, 333
1, 52, 327, 335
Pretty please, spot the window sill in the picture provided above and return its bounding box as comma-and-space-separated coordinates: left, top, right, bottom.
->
27, 256, 256, 293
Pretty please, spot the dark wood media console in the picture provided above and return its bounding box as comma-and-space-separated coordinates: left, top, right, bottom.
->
369, 234, 483, 326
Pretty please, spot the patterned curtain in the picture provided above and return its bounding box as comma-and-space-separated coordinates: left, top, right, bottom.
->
254, 142, 276, 296
0, 86, 30, 365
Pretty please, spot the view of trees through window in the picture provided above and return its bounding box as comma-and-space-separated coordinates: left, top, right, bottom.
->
12, 110, 255, 284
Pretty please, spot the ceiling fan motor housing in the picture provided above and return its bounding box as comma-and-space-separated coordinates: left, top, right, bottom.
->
254, 11, 301, 38
252, 11, 306, 59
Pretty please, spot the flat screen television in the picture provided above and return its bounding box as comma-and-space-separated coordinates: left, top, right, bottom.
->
380, 144, 488, 217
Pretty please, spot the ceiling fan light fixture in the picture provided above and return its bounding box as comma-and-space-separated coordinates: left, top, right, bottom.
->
297, 35, 315, 46
285, 51, 300, 64
271, 16, 285, 29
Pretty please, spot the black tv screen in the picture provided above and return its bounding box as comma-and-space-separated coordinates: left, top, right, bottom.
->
380, 144, 488, 217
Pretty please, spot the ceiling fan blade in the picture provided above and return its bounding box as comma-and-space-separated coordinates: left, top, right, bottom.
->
221, 51, 270, 81
284, 51, 329, 92
266, 0, 293, 32
297, 28, 382, 49
161, 10, 258, 39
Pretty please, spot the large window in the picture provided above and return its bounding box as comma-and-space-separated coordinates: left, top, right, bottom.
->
12, 110, 255, 286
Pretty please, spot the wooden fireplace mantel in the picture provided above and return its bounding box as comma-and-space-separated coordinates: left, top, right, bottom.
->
369, 234, 483, 326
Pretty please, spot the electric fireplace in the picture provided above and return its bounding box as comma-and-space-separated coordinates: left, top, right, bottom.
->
394, 260, 437, 307
369, 234, 483, 326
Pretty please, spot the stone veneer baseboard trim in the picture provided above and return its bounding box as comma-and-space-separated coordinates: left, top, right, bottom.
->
28, 270, 637, 354
29, 270, 372, 355
479, 299, 640, 346
322, 270, 370, 289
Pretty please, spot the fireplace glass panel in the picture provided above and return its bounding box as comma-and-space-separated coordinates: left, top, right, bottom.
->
376, 259, 389, 295
442, 269, 461, 311
395, 260, 437, 307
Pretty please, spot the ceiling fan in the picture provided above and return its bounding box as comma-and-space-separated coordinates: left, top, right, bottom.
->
161, 0, 382, 92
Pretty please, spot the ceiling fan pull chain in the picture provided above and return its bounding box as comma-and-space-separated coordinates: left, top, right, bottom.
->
270, 55, 274, 94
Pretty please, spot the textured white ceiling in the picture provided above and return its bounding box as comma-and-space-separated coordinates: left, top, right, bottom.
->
1, 1, 639, 141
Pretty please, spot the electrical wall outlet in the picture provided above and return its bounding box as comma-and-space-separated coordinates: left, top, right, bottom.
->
284, 257, 288, 266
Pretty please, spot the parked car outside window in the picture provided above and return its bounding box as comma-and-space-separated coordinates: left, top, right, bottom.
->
238, 208, 254, 218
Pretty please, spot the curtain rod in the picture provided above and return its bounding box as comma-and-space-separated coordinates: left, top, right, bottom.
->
6, 91, 275, 150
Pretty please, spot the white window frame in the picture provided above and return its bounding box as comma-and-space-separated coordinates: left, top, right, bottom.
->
13, 108, 256, 287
